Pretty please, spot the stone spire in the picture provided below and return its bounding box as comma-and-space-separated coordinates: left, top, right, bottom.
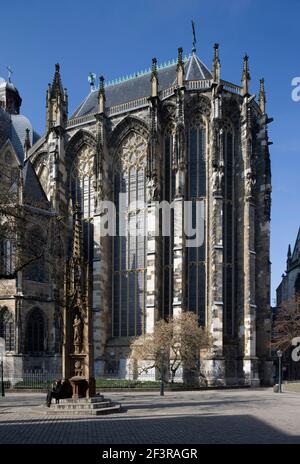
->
46, 63, 68, 131
51, 63, 64, 99
176, 47, 185, 87
191, 20, 197, 54
98, 76, 106, 114
23, 128, 31, 157
286, 244, 292, 272
150, 57, 158, 98
259, 78, 266, 113
242, 54, 251, 97
212, 43, 221, 84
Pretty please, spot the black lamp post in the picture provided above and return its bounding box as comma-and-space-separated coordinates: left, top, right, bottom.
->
1, 353, 4, 397
277, 350, 283, 393
160, 347, 165, 396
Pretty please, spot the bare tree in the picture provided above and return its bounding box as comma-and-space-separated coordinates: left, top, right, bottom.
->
272, 296, 300, 352
0, 168, 65, 283
130, 312, 212, 382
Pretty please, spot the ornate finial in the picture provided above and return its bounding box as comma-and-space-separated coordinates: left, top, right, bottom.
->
98, 75, 106, 113
177, 47, 183, 67
212, 43, 221, 83
99, 75, 105, 92
23, 128, 31, 157
191, 20, 197, 54
51, 63, 64, 99
242, 54, 251, 96
151, 58, 158, 77
287, 244, 292, 259
6, 66, 13, 83
88, 72, 96, 91
259, 78, 266, 113
151, 58, 158, 98
176, 47, 184, 87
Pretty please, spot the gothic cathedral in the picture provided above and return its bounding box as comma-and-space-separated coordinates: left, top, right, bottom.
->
0, 42, 273, 386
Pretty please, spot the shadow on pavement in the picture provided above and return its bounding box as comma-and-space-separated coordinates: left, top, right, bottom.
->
0, 413, 299, 444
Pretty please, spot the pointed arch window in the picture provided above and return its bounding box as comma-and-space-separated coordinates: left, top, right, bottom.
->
0, 307, 14, 351
187, 115, 207, 326
26, 308, 45, 353
0, 240, 13, 275
222, 127, 235, 338
71, 144, 95, 262
71, 145, 95, 219
112, 132, 147, 337
162, 124, 175, 320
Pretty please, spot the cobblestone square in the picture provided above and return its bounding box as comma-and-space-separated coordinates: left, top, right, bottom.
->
1, 388, 300, 444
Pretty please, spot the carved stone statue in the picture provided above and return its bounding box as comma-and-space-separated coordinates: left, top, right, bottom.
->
175, 124, 185, 165
246, 172, 256, 199
73, 314, 82, 353
212, 164, 224, 195
94, 178, 104, 211
147, 176, 158, 202
264, 189, 271, 220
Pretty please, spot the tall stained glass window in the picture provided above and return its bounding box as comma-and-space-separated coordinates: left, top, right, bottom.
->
112, 132, 147, 337
0, 307, 14, 351
26, 308, 45, 353
223, 130, 235, 337
71, 145, 95, 261
187, 116, 206, 326
162, 127, 175, 320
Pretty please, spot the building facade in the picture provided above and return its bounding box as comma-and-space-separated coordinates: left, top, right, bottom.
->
0, 41, 273, 385
0, 75, 62, 375
277, 229, 300, 306
275, 229, 300, 380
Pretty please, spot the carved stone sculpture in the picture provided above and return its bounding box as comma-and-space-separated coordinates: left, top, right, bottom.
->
73, 314, 82, 354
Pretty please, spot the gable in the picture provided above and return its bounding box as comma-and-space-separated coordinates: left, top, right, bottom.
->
0, 139, 21, 188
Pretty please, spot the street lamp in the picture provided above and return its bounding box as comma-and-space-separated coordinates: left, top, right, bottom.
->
0, 355, 4, 397
277, 350, 283, 393
0, 338, 5, 397
160, 347, 165, 396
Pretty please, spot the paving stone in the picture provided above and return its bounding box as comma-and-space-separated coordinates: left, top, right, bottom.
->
0, 389, 300, 444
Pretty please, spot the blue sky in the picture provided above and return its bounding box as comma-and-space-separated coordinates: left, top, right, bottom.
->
1, 0, 299, 303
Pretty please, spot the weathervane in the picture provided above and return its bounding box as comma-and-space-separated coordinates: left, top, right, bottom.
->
6, 66, 13, 83
191, 20, 197, 54
88, 72, 96, 91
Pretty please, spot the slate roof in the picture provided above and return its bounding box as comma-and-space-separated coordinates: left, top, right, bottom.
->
71, 53, 212, 118
22, 160, 49, 207
0, 103, 39, 162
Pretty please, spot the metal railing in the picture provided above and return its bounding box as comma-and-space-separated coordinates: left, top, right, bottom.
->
221, 80, 243, 95
3, 370, 61, 391
186, 79, 212, 90
106, 97, 149, 116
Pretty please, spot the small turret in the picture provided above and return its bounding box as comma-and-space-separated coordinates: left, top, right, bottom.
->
242, 54, 251, 97
259, 78, 266, 114
150, 58, 158, 98
212, 43, 221, 84
98, 76, 106, 114
46, 63, 68, 132
23, 128, 31, 157
287, 244, 292, 269
176, 47, 185, 88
